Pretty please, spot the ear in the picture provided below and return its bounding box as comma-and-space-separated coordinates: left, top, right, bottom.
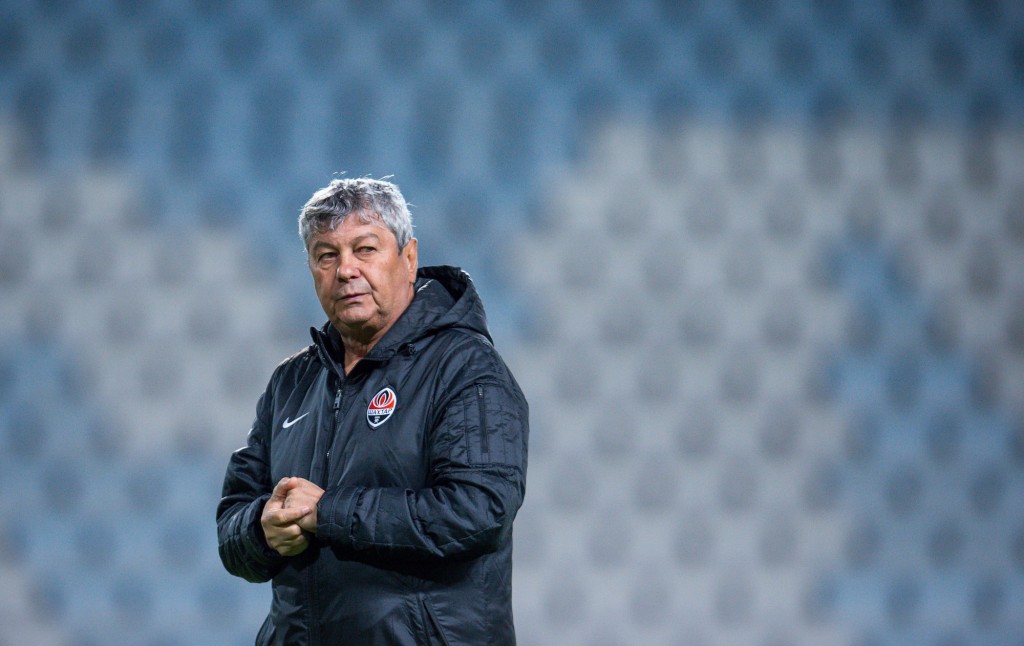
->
403, 238, 418, 282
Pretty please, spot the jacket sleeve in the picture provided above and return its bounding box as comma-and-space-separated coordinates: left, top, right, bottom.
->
316, 342, 529, 561
216, 389, 288, 582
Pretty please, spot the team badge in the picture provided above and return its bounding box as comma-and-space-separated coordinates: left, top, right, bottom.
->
367, 387, 397, 428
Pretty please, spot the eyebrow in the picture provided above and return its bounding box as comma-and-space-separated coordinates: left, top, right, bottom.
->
352, 233, 382, 245
310, 232, 383, 251
310, 240, 336, 253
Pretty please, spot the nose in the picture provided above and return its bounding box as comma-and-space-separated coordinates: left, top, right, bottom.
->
336, 253, 360, 281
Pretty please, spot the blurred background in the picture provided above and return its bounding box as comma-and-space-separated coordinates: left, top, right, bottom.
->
0, 0, 1022, 644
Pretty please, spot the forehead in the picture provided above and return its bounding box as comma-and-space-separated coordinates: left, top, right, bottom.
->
309, 215, 397, 247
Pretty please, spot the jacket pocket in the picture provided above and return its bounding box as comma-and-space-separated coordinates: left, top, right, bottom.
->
419, 596, 453, 646
476, 383, 489, 459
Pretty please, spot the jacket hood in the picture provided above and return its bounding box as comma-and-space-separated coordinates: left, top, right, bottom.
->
311, 265, 491, 372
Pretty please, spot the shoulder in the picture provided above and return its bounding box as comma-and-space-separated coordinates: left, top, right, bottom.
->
431, 328, 501, 367
276, 344, 317, 372
427, 329, 523, 395
266, 345, 322, 392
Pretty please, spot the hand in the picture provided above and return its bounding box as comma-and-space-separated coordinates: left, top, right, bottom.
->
283, 477, 325, 534
261, 478, 312, 556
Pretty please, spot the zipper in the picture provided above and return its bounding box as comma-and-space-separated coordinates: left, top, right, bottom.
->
476, 384, 489, 458
419, 596, 452, 646
305, 384, 341, 646
325, 386, 342, 476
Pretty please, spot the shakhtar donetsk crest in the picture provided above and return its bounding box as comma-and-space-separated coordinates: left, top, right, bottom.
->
367, 387, 397, 428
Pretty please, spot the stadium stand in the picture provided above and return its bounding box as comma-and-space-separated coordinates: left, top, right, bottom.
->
0, 1, 1022, 643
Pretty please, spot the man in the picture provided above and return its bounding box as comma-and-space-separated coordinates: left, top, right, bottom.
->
217, 177, 529, 645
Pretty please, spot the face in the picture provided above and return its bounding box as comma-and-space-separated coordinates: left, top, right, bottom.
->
308, 215, 418, 347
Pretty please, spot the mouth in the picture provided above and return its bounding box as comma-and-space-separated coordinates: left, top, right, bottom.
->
337, 292, 366, 303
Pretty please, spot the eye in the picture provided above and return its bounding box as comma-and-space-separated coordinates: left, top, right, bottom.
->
316, 251, 337, 265
356, 245, 377, 254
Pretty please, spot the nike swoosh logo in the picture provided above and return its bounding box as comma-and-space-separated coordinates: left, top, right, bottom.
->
282, 413, 309, 429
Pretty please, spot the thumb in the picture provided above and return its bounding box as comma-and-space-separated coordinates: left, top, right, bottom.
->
269, 477, 294, 503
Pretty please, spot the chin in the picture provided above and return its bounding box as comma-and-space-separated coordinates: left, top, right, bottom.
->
336, 313, 379, 331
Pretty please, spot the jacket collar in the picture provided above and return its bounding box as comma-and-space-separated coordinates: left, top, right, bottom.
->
309, 265, 490, 375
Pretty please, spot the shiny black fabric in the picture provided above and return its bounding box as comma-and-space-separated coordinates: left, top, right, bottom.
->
217, 266, 529, 645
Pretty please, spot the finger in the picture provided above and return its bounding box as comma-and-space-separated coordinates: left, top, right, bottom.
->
290, 478, 324, 496
269, 477, 295, 502
283, 491, 317, 509
283, 481, 324, 510
295, 511, 317, 534
266, 505, 312, 526
271, 534, 307, 556
268, 480, 288, 505
271, 521, 310, 543
266, 517, 306, 541
276, 536, 309, 557
269, 524, 305, 544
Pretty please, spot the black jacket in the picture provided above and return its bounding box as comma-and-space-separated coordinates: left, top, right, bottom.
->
217, 266, 529, 645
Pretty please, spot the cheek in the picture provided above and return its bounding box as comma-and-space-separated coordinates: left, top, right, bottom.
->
312, 272, 333, 296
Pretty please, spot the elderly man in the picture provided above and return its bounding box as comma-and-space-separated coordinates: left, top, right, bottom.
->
217, 177, 529, 645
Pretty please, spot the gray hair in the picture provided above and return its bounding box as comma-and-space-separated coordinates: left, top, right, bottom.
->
298, 177, 414, 251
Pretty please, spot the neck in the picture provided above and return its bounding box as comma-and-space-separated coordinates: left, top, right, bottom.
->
340, 337, 373, 375
333, 284, 416, 375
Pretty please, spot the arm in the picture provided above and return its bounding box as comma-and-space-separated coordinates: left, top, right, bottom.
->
314, 352, 528, 561
216, 393, 289, 582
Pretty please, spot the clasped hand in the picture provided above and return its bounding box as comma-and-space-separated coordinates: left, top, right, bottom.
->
260, 477, 325, 556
